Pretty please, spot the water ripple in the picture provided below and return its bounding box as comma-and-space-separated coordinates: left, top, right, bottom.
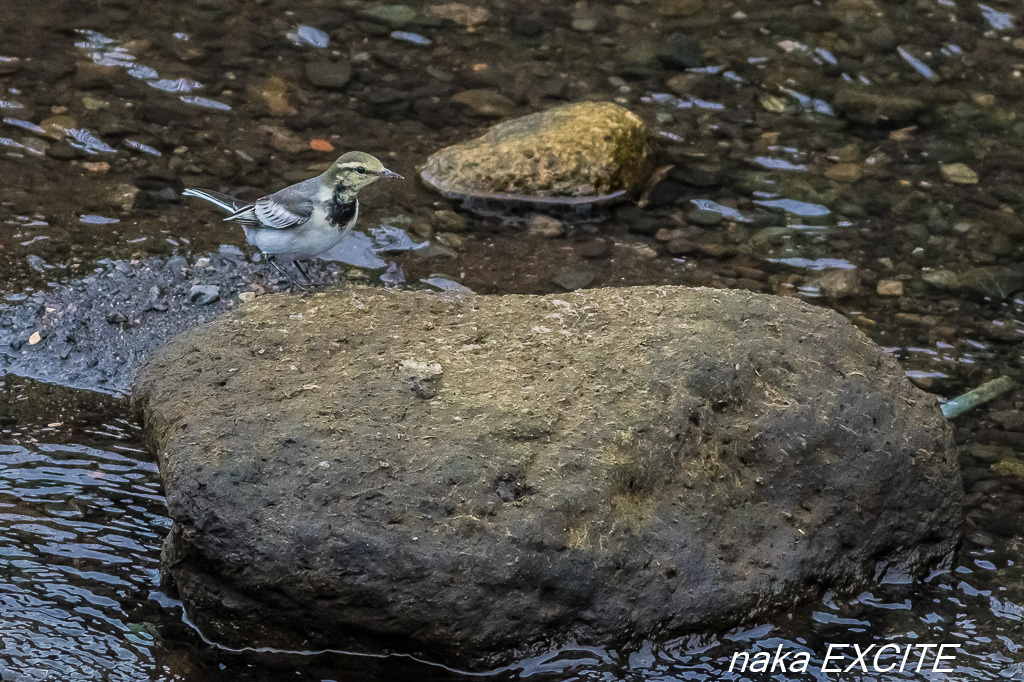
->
0, 440, 168, 681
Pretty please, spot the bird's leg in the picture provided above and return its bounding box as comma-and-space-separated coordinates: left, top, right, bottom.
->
267, 255, 290, 283
267, 255, 308, 293
294, 259, 313, 283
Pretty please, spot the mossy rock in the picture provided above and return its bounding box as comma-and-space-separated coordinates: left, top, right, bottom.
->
420, 101, 655, 206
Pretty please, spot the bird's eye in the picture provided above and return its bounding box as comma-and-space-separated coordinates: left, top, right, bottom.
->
356, 166, 366, 174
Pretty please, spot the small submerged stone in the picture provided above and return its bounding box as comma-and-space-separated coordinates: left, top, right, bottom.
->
832, 86, 926, 124
550, 266, 595, 290
358, 4, 420, 29
526, 214, 564, 238
816, 268, 862, 299
450, 89, 515, 118
659, 32, 703, 69
657, 0, 704, 16
825, 162, 863, 183
685, 206, 723, 227
570, 15, 598, 32
430, 3, 490, 27
993, 460, 1024, 478
430, 210, 468, 234
924, 265, 1024, 299
304, 61, 352, 90
876, 279, 904, 296
575, 238, 610, 258
420, 101, 655, 208
509, 15, 545, 37
940, 162, 979, 184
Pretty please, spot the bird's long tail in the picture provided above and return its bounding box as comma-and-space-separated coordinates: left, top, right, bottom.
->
182, 189, 250, 214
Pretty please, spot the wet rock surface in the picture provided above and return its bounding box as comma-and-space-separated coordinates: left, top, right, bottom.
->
134, 285, 961, 670
0, 253, 343, 395
420, 102, 655, 207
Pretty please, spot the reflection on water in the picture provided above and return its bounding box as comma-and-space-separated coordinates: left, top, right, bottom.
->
74, 30, 229, 111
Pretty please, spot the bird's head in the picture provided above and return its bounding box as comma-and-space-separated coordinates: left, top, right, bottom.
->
322, 151, 403, 193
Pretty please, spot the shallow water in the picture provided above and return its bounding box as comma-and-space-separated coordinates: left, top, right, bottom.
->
4, 379, 1024, 682
4, 0, 1024, 678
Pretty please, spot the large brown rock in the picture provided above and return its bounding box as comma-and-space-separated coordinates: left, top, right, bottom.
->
133, 286, 962, 670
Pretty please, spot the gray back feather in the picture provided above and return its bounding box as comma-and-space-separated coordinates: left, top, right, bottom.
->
228, 177, 319, 229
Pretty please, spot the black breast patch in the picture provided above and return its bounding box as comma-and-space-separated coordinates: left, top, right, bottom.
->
327, 196, 357, 228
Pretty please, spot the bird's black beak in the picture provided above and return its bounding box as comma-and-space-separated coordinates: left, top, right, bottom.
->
380, 168, 404, 180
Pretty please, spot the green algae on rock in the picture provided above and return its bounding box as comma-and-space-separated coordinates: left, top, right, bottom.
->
420, 101, 655, 206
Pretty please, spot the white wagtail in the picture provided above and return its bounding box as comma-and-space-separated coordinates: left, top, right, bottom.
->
183, 151, 403, 286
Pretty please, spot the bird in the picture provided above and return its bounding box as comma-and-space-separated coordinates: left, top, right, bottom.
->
182, 151, 403, 287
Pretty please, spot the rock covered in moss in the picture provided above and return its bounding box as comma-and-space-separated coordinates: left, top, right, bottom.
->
134, 286, 961, 670
420, 101, 655, 206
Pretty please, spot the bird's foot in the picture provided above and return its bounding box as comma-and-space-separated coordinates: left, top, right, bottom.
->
267, 257, 312, 294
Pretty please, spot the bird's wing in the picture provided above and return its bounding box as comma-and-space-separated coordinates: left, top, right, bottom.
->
182, 189, 250, 213
226, 178, 318, 230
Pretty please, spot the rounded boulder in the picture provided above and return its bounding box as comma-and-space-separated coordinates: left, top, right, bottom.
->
134, 286, 961, 670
